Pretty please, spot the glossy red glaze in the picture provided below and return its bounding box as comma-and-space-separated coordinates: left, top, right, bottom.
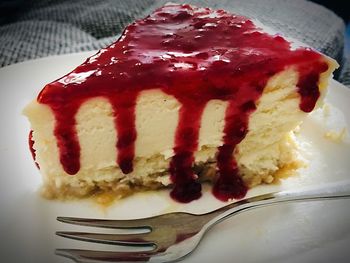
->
37, 4, 328, 202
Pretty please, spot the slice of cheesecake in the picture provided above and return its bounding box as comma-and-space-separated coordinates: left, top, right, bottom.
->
24, 3, 338, 203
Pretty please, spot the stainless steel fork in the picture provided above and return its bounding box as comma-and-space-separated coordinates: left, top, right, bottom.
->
56, 181, 350, 263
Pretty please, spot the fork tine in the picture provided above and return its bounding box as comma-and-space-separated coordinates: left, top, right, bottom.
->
56, 231, 154, 246
57, 217, 152, 230
56, 249, 156, 262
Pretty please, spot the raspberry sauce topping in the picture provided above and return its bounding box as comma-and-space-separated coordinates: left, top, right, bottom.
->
36, 4, 328, 202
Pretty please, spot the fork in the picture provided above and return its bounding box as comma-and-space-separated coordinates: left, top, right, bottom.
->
56, 181, 350, 263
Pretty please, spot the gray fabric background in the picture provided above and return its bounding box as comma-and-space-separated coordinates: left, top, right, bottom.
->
0, 0, 349, 86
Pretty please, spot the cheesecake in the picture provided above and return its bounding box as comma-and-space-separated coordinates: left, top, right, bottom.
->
24, 3, 338, 203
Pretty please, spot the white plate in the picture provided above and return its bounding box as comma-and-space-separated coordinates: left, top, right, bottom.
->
0, 52, 350, 263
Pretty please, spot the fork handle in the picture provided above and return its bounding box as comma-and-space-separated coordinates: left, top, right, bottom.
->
207, 180, 350, 225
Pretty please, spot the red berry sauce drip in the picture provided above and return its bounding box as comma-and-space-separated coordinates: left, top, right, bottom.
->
169, 104, 205, 202
29, 130, 40, 169
109, 94, 138, 174
37, 4, 329, 202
